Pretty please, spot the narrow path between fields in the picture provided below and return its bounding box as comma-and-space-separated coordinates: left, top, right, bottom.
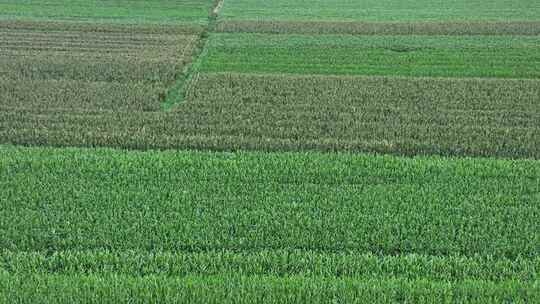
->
161, 0, 224, 110
213, 0, 225, 17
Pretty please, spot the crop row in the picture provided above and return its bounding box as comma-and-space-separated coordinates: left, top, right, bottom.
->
218, 0, 540, 23
3, 74, 537, 157
0, 20, 205, 34
1, 27, 196, 83
2, 250, 538, 281
1, 274, 537, 304
217, 0, 540, 35
0, 78, 163, 112
217, 20, 540, 35
201, 33, 540, 78
1, 37, 189, 54
1, 24, 189, 44
1, 106, 537, 158
1, 146, 538, 257
1, 56, 185, 83
188, 73, 540, 112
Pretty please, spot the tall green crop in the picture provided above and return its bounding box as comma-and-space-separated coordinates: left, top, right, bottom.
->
1, 146, 539, 302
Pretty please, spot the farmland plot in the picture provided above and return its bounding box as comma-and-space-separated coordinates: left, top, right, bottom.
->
0, 0, 215, 26
201, 33, 540, 78
0, 0, 215, 112
218, 0, 540, 35
2, 73, 539, 158
220, 0, 540, 22
0, 0, 539, 159
0, 22, 198, 112
167, 33, 540, 157
0, 146, 538, 301
0, 0, 540, 301
3, 28, 539, 157
183, 73, 540, 157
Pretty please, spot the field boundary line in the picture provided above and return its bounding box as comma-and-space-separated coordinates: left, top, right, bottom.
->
161, 0, 225, 110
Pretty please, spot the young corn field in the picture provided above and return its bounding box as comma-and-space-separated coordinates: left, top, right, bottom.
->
0, 0, 539, 302
1, 146, 539, 302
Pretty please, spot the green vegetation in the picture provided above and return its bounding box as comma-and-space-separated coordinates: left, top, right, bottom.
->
0, 146, 538, 301
0, 0, 215, 25
3, 250, 538, 281
0, 22, 197, 112
220, 0, 540, 22
1, 0, 540, 301
1, 274, 538, 303
217, 20, 540, 36
2, 3, 539, 159
1, 23, 197, 82
218, 0, 540, 35
201, 33, 540, 78
1, 146, 539, 256
1, 79, 164, 112
2, 74, 539, 158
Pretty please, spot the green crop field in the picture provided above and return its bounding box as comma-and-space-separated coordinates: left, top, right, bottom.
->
201, 34, 540, 78
220, 0, 540, 22
1, 0, 539, 302
1, 146, 539, 301
217, 0, 540, 35
0, 0, 215, 25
